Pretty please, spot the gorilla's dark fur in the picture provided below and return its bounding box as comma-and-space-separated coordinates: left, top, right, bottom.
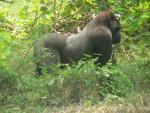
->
34, 9, 121, 75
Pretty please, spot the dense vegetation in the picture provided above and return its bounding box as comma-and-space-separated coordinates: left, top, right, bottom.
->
0, 0, 150, 113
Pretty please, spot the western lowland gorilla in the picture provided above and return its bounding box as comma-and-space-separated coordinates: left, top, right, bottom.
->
34, 9, 121, 75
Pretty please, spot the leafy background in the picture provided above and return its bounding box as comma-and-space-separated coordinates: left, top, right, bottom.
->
0, 0, 150, 112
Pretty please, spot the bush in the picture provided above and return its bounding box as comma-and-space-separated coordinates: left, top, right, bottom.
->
0, 65, 18, 105
17, 59, 132, 106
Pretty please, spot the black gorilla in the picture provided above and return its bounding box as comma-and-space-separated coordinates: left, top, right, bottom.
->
34, 9, 121, 75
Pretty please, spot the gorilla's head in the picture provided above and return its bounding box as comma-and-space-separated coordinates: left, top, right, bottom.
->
94, 9, 121, 44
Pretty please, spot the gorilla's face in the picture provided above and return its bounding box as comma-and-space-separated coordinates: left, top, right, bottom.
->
113, 26, 121, 44
109, 14, 121, 44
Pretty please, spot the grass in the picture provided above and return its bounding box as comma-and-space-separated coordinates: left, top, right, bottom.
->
0, 91, 150, 113
0, 61, 150, 113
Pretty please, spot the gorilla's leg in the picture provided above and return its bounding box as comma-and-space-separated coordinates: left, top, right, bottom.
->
97, 48, 112, 66
111, 51, 116, 65
35, 63, 42, 75
35, 48, 61, 76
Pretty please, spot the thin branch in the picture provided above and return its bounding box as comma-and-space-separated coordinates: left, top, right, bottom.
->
0, 0, 13, 3
59, 2, 85, 20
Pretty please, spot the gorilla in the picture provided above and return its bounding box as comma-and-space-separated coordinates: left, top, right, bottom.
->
34, 9, 121, 75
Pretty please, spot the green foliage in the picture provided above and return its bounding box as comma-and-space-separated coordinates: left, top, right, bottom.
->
98, 66, 132, 97
1, 60, 132, 106
0, 65, 18, 105
0, 66, 17, 90
0, 0, 150, 111
0, 31, 12, 60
